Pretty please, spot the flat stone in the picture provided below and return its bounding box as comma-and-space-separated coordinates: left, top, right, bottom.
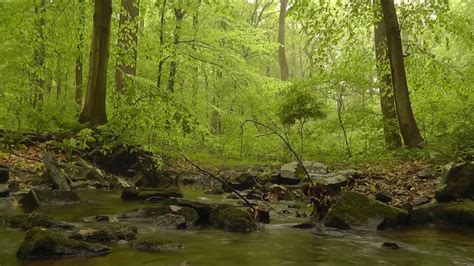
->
277, 161, 329, 185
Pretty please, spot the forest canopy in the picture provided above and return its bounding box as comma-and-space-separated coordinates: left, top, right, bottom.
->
0, 0, 472, 165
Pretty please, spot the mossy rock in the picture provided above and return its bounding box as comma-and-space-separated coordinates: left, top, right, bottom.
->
7, 213, 75, 231
210, 205, 257, 233
119, 206, 199, 226
411, 200, 474, 228
130, 239, 185, 252
17, 227, 111, 259
323, 191, 408, 230
70, 225, 137, 243
121, 187, 183, 201
163, 198, 218, 224
435, 161, 474, 202
20, 190, 81, 210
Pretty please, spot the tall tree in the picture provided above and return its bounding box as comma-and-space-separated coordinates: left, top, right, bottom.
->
32, 0, 47, 107
380, 0, 423, 148
278, 0, 289, 81
156, 0, 168, 89
115, 0, 140, 93
167, 5, 185, 92
374, 1, 402, 149
79, 0, 113, 125
75, 0, 85, 107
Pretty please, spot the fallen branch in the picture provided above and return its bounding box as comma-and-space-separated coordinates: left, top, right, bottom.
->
240, 119, 315, 187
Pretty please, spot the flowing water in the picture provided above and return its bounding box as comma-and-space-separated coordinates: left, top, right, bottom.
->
1, 189, 474, 266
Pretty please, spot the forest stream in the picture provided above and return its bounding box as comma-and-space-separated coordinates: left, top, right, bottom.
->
1, 188, 474, 266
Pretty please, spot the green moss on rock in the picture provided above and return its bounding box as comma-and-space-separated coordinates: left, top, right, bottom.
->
119, 205, 199, 226
210, 205, 257, 233
411, 200, 474, 227
16, 227, 111, 259
121, 187, 183, 201
323, 191, 408, 230
7, 213, 74, 231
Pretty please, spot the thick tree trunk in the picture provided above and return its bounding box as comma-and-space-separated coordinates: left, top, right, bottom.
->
115, 0, 140, 93
167, 8, 185, 93
374, 2, 402, 149
79, 0, 113, 125
278, 0, 289, 81
75, 0, 85, 107
380, 0, 423, 148
156, 0, 167, 89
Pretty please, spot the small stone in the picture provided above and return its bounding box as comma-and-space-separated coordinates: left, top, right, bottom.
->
130, 240, 185, 252
0, 184, 10, 198
417, 167, 438, 179
0, 166, 9, 184
375, 192, 392, 203
413, 196, 431, 207
382, 242, 400, 250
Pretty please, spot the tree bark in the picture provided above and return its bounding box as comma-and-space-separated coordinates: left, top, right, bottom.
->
79, 0, 113, 125
380, 0, 423, 148
156, 0, 167, 89
167, 7, 185, 93
32, 0, 47, 107
278, 0, 289, 81
75, 0, 85, 107
374, 2, 402, 149
115, 0, 140, 93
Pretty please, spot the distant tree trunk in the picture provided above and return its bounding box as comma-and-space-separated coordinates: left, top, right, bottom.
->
380, 0, 423, 148
167, 7, 185, 92
278, 0, 289, 81
79, 0, 113, 125
115, 0, 140, 93
75, 0, 85, 107
32, 0, 47, 107
374, 2, 402, 149
156, 0, 167, 89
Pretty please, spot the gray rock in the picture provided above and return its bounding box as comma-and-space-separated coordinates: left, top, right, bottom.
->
7, 213, 75, 231
278, 161, 329, 185
221, 171, 259, 192
154, 214, 187, 229
413, 196, 431, 206
69, 226, 137, 243
0, 165, 9, 184
121, 187, 183, 201
43, 152, 70, 191
435, 161, 474, 202
130, 239, 185, 252
119, 205, 199, 226
323, 191, 408, 230
17, 227, 111, 259
20, 190, 80, 210
375, 192, 392, 203
83, 215, 119, 223
210, 205, 257, 232
410, 200, 474, 228
417, 167, 438, 179
0, 184, 9, 198
71, 181, 89, 190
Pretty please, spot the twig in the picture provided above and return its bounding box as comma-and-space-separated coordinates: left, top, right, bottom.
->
180, 154, 256, 212
240, 119, 315, 187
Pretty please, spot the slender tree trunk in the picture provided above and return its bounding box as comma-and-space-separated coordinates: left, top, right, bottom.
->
278, 0, 289, 81
374, 2, 402, 149
380, 0, 423, 148
167, 7, 185, 93
75, 0, 85, 107
156, 0, 167, 89
33, 0, 47, 107
115, 0, 140, 93
79, 0, 113, 125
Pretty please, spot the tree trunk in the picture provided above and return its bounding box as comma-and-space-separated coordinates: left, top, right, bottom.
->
79, 0, 113, 125
380, 0, 423, 148
33, 0, 47, 108
278, 0, 289, 81
75, 0, 85, 107
156, 0, 167, 89
167, 7, 185, 93
374, 2, 402, 149
115, 0, 140, 93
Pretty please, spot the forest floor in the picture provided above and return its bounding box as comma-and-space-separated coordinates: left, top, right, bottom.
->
0, 143, 440, 210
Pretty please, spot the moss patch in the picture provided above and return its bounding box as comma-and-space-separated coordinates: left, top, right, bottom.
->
17, 227, 111, 259
411, 200, 474, 228
210, 205, 256, 233
323, 191, 407, 230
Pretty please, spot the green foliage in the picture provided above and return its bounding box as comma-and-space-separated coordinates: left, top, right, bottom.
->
278, 84, 326, 125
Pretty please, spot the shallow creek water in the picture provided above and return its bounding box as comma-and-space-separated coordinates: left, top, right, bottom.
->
1, 188, 474, 266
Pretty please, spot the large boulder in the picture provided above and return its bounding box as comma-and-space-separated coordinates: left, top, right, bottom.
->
323, 191, 408, 230
435, 161, 474, 202
70, 225, 137, 243
0, 184, 9, 198
221, 172, 259, 192
20, 190, 80, 210
210, 205, 257, 232
410, 200, 474, 228
121, 187, 183, 201
6, 213, 75, 231
17, 227, 111, 259
0, 165, 9, 184
163, 198, 217, 224
154, 214, 187, 229
62, 158, 104, 182
276, 161, 328, 185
